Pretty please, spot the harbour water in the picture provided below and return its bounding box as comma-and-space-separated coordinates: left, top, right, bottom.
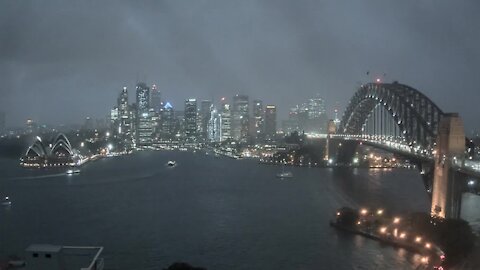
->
0, 150, 456, 269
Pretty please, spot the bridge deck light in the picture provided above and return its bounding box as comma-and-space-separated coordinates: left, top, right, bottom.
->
393, 217, 401, 224
425, 243, 431, 249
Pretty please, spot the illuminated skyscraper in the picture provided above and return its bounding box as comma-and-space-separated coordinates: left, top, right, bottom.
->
160, 102, 175, 139
252, 100, 264, 142
136, 82, 152, 147
207, 107, 221, 142
264, 105, 277, 141
117, 87, 133, 147
232, 94, 249, 143
307, 96, 326, 119
110, 107, 119, 126
219, 98, 232, 142
200, 100, 212, 140
184, 99, 198, 140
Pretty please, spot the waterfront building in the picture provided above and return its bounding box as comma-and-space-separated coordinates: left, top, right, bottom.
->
232, 94, 249, 143
136, 82, 152, 147
20, 133, 75, 168
184, 99, 198, 140
200, 100, 212, 140
219, 98, 232, 142
252, 100, 264, 142
264, 105, 277, 141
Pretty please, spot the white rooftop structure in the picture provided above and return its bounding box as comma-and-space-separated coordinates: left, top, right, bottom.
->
24, 244, 104, 270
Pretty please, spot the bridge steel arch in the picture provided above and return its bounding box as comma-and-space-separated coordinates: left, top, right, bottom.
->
339, 82, 444, 149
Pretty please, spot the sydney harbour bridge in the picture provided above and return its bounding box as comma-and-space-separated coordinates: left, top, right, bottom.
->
327, 81, 480, 219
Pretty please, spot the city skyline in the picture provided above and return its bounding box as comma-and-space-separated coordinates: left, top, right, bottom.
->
1, 1, 479, 132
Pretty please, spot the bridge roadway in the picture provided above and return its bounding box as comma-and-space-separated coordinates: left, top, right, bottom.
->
317, 133, 480, 177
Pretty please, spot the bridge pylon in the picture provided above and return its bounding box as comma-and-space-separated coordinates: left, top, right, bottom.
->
431, 113, 466, 219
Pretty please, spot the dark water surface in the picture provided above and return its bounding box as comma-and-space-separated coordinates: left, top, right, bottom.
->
1, 151, 435, 269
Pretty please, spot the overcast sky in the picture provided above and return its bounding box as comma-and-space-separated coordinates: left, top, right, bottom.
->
1, 0, 479, 132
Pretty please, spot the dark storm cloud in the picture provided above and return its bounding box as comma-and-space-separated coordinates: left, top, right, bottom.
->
0, 0, 479, 132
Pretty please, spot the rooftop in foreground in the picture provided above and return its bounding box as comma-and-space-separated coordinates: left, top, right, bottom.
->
23, 244, 104, 270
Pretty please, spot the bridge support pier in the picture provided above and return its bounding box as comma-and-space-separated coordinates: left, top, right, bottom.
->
417, 162, 434, 196
431, 113, 466, 219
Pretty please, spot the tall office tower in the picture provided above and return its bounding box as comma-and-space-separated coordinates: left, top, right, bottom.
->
264, 105, 277, 141
160, 102, 175, 139
252, 100, 264, 142
110, 107, 119, 129
135, 82, 152, 147
0, 111, 6, 133
184, 99, 198, 140
232, 94, 249, 143
219, 98, 232, 142
306, 95, 327, 133
117, 87, 133, 147
207, 107, 221, 142
151, 84, 162, 113
199, 100, 212, 140
307, 96, 326, 119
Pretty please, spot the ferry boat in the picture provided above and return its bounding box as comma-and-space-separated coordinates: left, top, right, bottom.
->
276, 165, 293, 178
66, 169, 81, 175
276, 171, 293, 178
2, 196, 11, 206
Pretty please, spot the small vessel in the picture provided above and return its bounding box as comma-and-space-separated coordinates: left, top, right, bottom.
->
2, 196, 11, 206
66, 169, 81, 175
167, 161, 177, 167
276, 165, 293, 178
276, 171, 293, 178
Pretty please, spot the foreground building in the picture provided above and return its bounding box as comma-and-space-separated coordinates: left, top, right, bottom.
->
24, 244, 104, 270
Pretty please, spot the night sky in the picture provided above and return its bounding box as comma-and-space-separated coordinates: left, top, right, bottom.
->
1, 1, 479, 132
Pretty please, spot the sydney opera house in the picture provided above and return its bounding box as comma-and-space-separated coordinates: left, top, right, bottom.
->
20, 133, 76, 168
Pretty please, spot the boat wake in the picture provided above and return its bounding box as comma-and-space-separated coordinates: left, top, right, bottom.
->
7, 173, 67, 180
